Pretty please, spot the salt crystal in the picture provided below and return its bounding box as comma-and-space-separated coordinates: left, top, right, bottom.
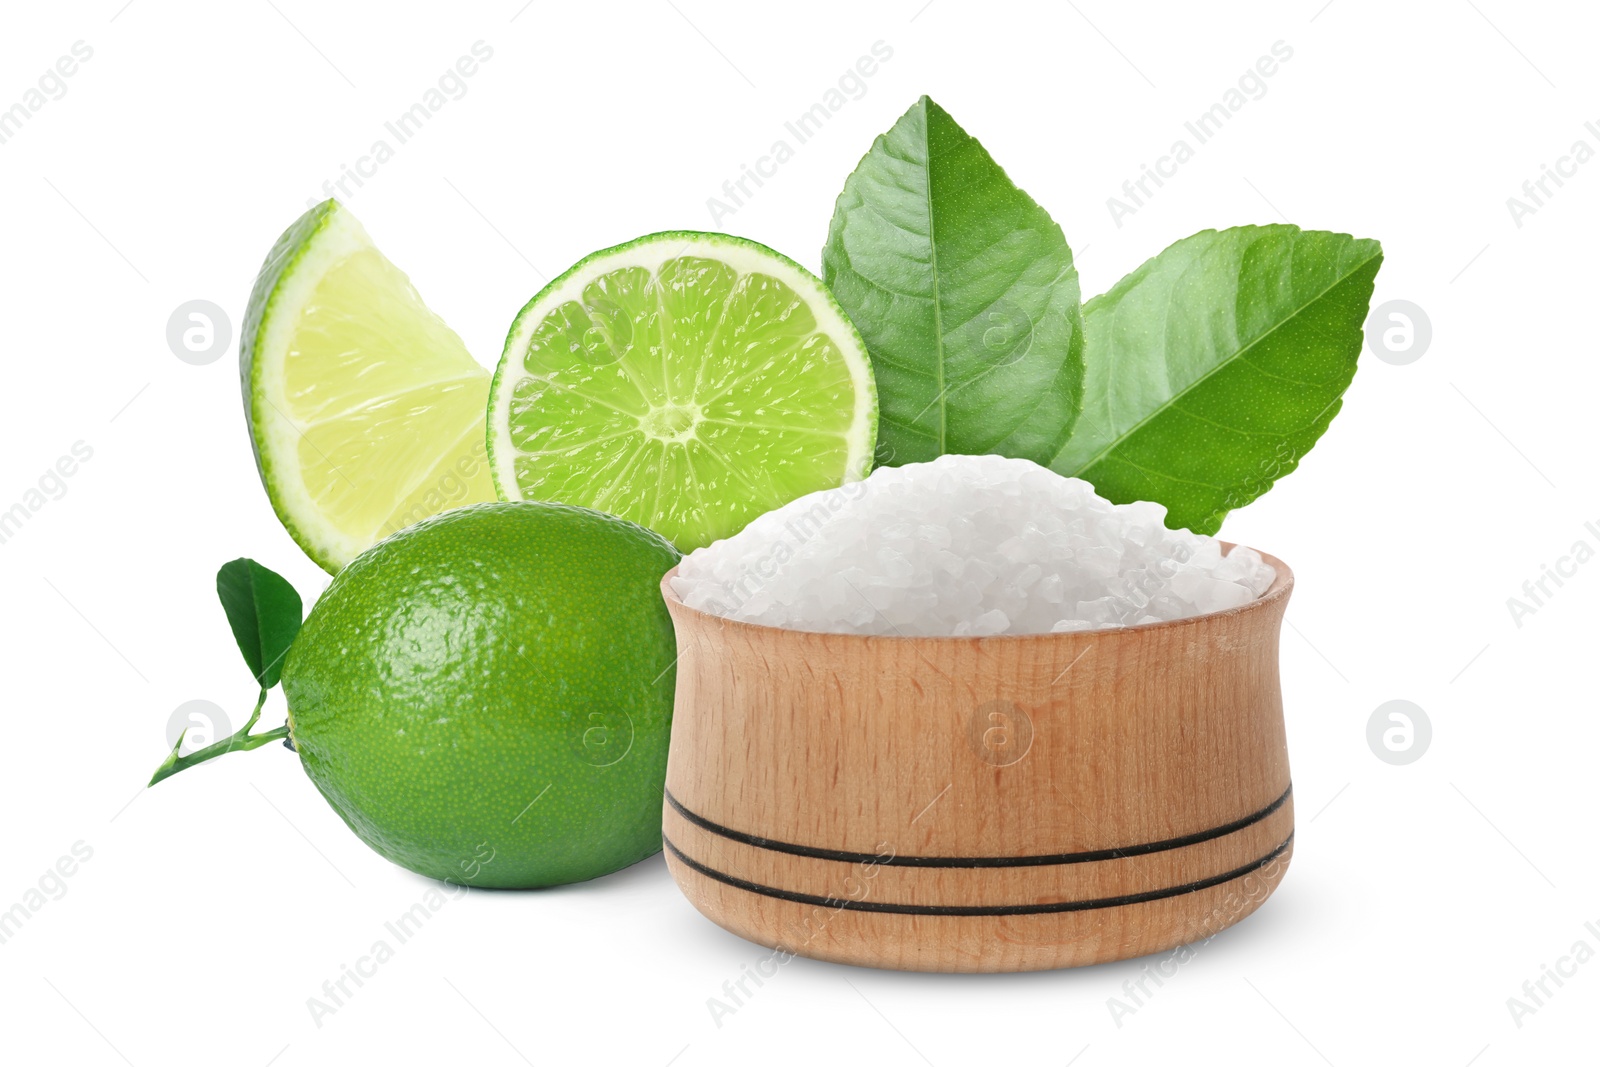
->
669, 454, 1276, 636
971, 609, 1010, 636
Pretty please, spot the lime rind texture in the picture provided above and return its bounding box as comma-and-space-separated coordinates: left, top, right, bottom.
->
281, 501, 680, 888
240, 199, 343, 570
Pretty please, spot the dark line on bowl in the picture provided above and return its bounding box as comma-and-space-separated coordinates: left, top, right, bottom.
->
664, 783, 1291, 868
661, 833, 1294, 916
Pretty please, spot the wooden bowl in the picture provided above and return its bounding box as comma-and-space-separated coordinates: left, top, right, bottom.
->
659, 549, 1295, 973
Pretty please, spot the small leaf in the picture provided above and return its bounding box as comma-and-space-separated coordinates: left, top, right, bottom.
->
823, 95, 1085, 467
1051, 225, 1382, 534
216, 559, 303, 688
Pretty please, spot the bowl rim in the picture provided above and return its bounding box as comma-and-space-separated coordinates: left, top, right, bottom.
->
659, 542, 1293, 644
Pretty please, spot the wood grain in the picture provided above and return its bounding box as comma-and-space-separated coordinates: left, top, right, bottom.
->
660, 548, 1295, 972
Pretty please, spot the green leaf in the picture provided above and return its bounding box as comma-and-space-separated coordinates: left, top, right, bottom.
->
1051, 225, 1382, 535
216, 558, 303, 688
823, 95, 1085, 468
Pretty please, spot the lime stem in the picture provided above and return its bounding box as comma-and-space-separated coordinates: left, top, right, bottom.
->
147, 689, 290, 787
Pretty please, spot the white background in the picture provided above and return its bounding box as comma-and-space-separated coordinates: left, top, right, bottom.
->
2, 1, 1595, 1063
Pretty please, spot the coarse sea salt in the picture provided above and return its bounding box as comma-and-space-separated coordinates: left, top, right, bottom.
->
670, 454, 1276, 637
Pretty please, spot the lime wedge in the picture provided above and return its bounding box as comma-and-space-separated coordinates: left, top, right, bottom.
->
487, 231, 877, 550
242, 200, 495, 572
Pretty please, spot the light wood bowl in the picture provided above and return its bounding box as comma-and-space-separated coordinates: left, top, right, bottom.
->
659, 548, 1294, 973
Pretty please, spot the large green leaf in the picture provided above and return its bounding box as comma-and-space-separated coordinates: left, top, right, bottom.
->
216, 558, 303, 689
823, 96, 1084, 467
1051, 225, 1382, 534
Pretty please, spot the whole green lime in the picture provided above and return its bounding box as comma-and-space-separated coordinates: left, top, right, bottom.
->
280, 501, 680, 888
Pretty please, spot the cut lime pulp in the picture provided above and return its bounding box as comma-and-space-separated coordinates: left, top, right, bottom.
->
241, 200, 496, 572
487, 231, 877, 550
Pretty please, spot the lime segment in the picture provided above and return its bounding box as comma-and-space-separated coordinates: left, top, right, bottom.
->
242, 200, 495, 572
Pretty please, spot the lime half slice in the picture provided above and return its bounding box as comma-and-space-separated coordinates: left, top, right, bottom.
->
242, 200, 496, 572
487, 231, 877, 550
